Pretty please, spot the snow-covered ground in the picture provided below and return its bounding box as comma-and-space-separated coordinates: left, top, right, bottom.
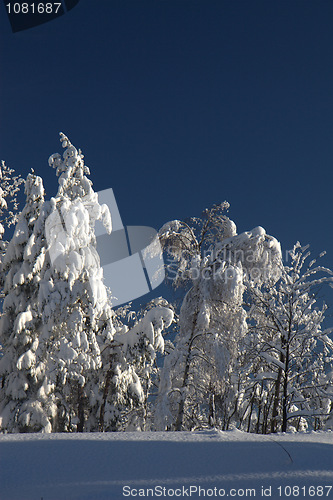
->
0, 430, 333, 500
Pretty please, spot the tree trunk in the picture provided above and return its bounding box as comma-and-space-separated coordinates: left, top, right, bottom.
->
271, 335, 287, 433
77, 383, 85, 432
281, 344, 290, 433
174, 348, 192, 431
174, 308, 199, 431
271, 366, 282, 433
208, 391, 216, 428
99, 368, 112, 432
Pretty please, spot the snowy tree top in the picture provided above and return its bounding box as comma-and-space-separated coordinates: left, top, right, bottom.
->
0, 161, 24, 237
24, 172, 44, 204
48, 133, 93, 201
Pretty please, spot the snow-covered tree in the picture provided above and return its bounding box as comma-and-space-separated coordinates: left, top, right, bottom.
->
0, 161, 23, 292
159, 202, 236, 290
154, 206, 282, 431
239, 243, 333, 433
98, 299, 174, 431
39, 132, 113, 432
0, 172, 51, 432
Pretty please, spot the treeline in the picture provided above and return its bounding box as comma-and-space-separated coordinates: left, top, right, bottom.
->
0, 134, 332, 434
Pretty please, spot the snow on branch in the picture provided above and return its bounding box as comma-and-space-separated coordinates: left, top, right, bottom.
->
114, 307, 174, 356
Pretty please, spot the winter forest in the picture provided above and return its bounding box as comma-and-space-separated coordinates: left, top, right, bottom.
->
1, 133, 333, 435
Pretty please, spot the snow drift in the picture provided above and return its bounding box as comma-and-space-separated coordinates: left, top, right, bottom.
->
0, 430, 333, 500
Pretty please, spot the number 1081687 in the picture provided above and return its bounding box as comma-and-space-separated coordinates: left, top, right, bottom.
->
277, 485, 332, 497
6, 3, 62, 14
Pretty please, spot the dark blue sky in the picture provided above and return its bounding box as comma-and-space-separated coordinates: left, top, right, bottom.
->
1, 0, 332, 270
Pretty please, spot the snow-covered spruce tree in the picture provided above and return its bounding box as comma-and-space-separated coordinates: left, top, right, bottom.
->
241, 243, 333, 433
39, 133, 114, 432
44, 134, 174, 433
154, 206, 282, 431
0, 161, 24, 293
0, 173, 52, 432
98, 298, 174, 431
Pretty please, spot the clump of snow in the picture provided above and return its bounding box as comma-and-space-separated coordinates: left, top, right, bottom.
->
114, 307, 174, 355
13, 311, 33, 335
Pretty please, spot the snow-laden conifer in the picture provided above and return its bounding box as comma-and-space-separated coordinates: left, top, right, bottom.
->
98, 299, 174, 431
0, 161, 23, 292
0, 173, 52, 432
40, 133, 113, 432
